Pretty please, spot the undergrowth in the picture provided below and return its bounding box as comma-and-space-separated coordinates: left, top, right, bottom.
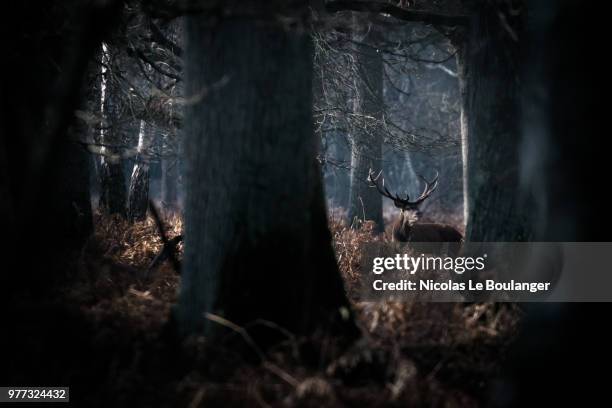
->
9, 210, 521, 407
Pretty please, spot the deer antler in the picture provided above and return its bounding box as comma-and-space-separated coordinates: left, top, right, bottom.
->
367, 169, 438, 208
412, 171, 439, 205
367, 169, 401, 201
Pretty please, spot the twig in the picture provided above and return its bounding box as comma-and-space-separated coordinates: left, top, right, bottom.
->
325, 0, 469, 27
205, 313, 300, 388
148, 234, 183, 272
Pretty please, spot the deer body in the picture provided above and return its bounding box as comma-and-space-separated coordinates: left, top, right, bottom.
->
392, 212, 463, 242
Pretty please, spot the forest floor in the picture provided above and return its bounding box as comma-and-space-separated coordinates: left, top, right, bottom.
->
5, 212, 522, 407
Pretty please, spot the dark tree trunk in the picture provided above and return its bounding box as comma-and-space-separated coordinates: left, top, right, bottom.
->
494, 3, 612, 406
127, 121, 151, 222
52, 142, 93, 244
57, 60, 98, 243
519, 0, 610, 241
178, 8, 356, 342
457, 1, 532, 241
314, 54, 349, 212
322, 132, 351, 210
347, 19, 384, 231
2, 20, 96, 250
99, 157, 126, 216
431, 150, 464, 223
161, 77, 180, 212
0, 1, 120, 295
58, 76, 95, 243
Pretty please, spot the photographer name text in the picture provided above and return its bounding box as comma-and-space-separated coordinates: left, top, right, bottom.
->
371, 254, 551, 294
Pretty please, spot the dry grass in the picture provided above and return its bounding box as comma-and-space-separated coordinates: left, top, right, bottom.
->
329, 215, 521, 349
64, 212, 182, 338
330, 218, 381, 290
39, 210, 521, 407
93, 212, 183, 269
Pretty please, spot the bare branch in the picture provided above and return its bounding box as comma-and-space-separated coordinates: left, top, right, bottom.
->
325, 0, 469, 27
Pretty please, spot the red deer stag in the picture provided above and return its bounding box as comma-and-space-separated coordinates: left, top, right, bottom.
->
368, 170, 463, 243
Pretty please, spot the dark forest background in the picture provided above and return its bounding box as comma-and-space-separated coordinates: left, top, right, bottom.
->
1, 0, 611, 406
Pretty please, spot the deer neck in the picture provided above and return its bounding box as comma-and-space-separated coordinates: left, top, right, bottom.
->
393, 210, 417, 241
400, 210, 419, 227
398, 211, 410, 230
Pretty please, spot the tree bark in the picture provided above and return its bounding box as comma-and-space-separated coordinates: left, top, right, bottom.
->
347, 18, 384, 231
99, 156, 127, 216
98, 46, 127, 217
457, 1, 533, 241
127, 121, 151, 222
178, 10, 356, 342
322, 132, 351, 211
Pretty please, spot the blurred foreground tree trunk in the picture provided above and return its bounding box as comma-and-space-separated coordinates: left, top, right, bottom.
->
493, 2, 612, 406
56, 60, 97, 245
127, 121, 151, 221
0, 1, 119, 294
178, 3, 356, 344
347, 17, 384, 231
457, 0, 533, 241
